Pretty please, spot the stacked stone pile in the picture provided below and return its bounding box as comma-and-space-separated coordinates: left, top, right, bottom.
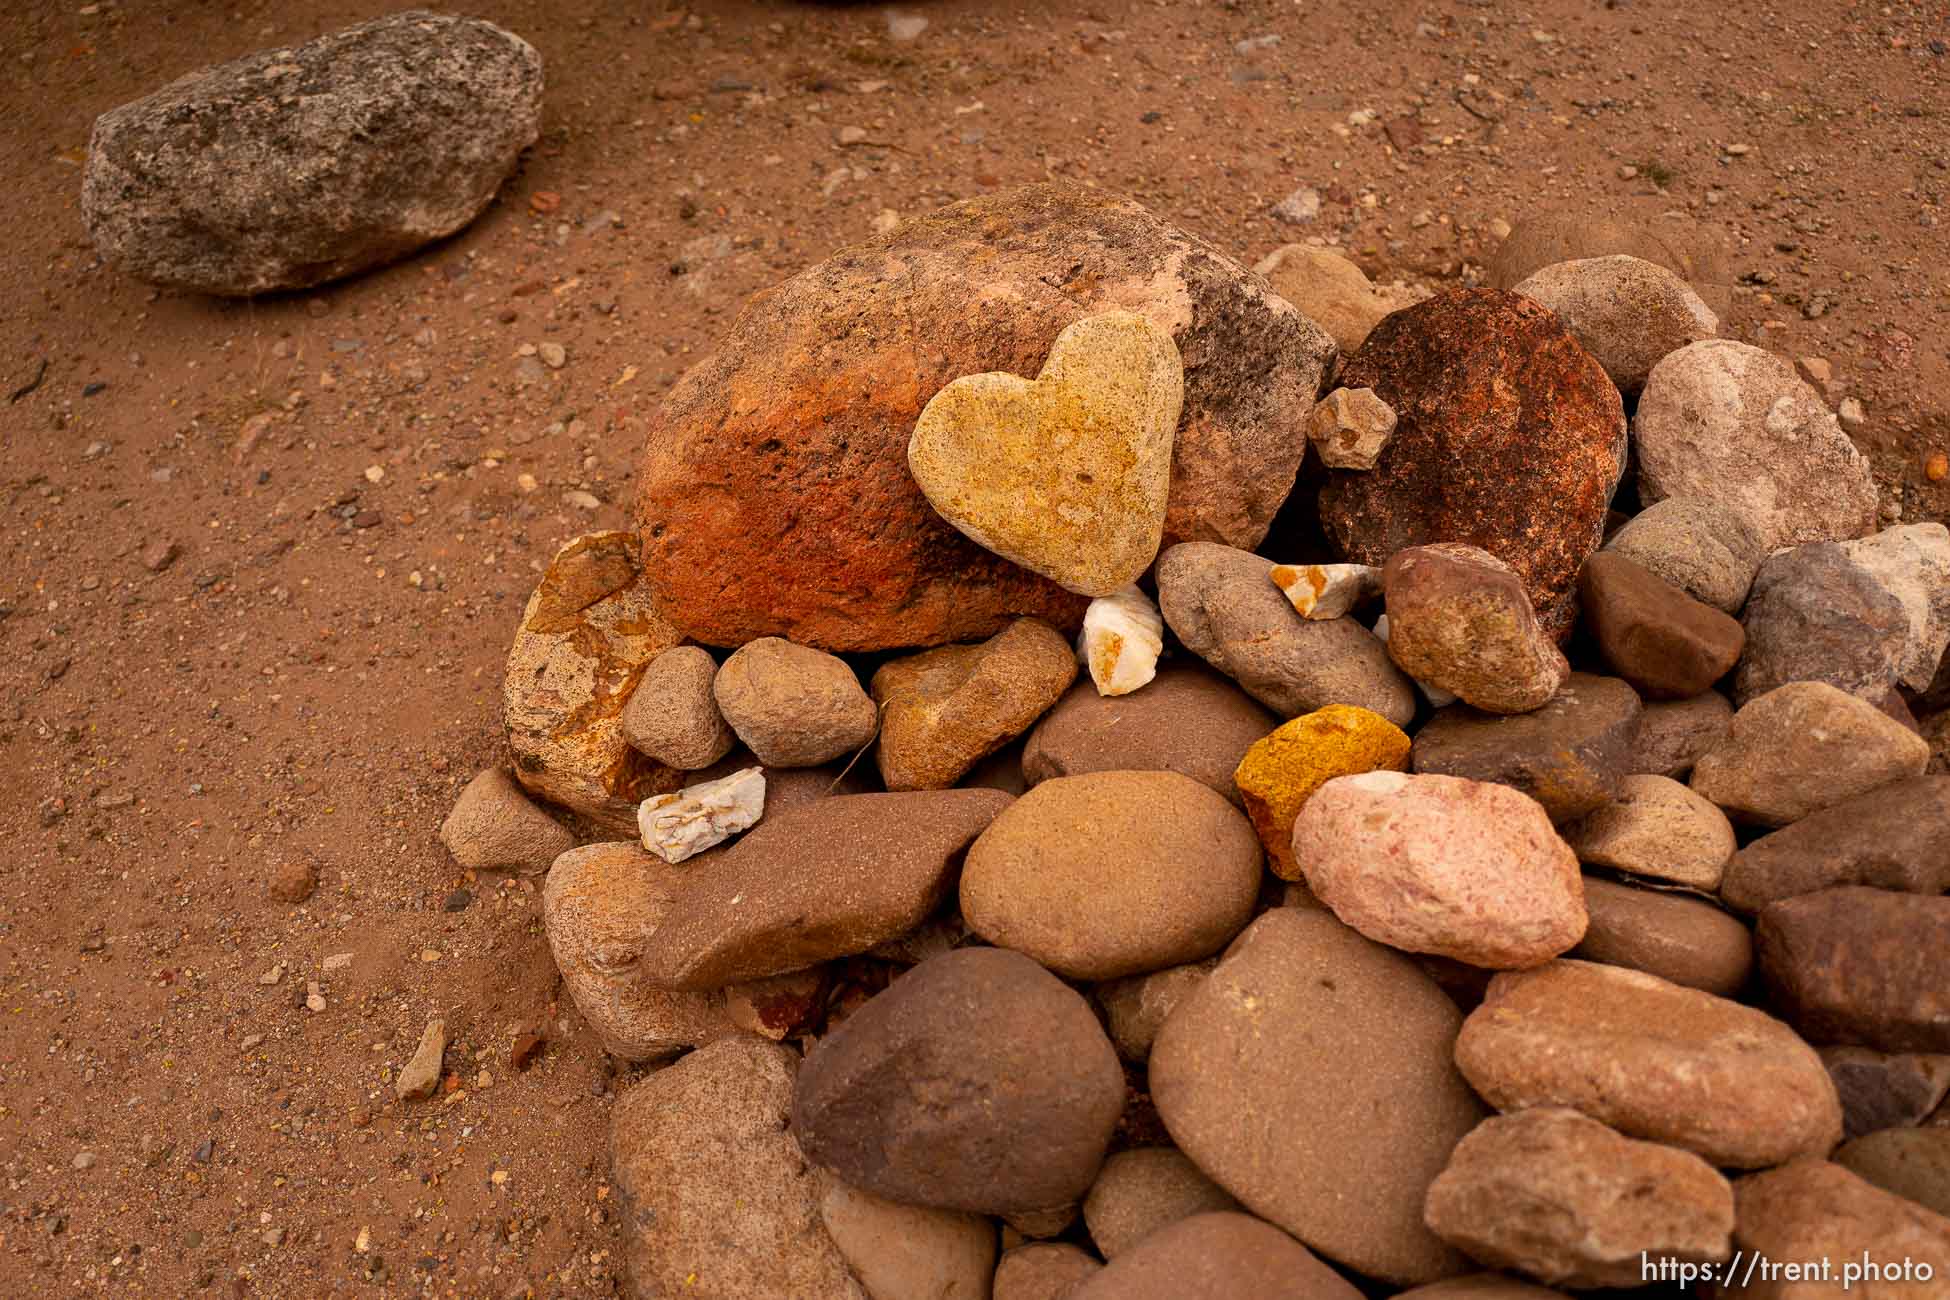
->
432, 185, 1950, 1298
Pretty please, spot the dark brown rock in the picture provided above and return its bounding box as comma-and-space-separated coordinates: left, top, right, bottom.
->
1735, 541, 1909, 706
1022, 666, 1278, 807
1629, 691, 1733, 778
640, 790, 1012, 990
1720, 776, 1950, 914
1424, 1107, 1735, 1289
1454, 959, 1843, 1168
634, 182, 1336, 651
1713, 1160, 1950, 1300
1067, 1213, 1364, 1300
1411, 674, 1642, 824
1757, 887, 1950, 1053
1821, 1048, 1950, 1141
1151, 908, 1483, 1285
1573, 877, 1754, 997
1579, 551, 1745, 700
872, 618, 1077, 790
792, 947, 1125, 1216
1320, 289, 1626, 637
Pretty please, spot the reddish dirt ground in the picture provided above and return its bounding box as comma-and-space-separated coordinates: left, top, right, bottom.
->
0, 0, 1945, 1295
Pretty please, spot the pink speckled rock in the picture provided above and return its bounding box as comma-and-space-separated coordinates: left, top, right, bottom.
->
1289, 771, 1586, 969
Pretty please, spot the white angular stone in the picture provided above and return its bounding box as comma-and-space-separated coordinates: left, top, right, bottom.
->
1306, 387, 1397, 470
1078, 585, 1164, 697
1270, 562, 1381, 620
638, 767, 767, 864
1838, 523, 1950, 692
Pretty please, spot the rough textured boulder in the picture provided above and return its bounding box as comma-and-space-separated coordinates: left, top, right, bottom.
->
1633, 340, 1878, 552
634, 182, 1336, 651
83, 12, 541, 296
792, 947, 1125, 1216
1423, 1108, 1735, 1289
611, 1038, 864, 1299
1150, 908, 1483, 1285
1320, 289, 1627, 636
1454, 960, 1843, 1169
503, 532, 687, 830
1757, 887, 1950, 1053
1735, 541, 1909, 706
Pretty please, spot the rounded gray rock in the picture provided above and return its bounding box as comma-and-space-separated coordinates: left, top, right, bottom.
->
1603, 497, 1765, 616
714, 636, 878, 767
1511, 255, 1718, 394
438, 767, 573, 875
83, 12, 542, 296
621, 646, 735, 770
1735, 541, 1908, 706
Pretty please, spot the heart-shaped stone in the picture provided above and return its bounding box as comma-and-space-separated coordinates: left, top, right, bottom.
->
908, 311, 1184, 597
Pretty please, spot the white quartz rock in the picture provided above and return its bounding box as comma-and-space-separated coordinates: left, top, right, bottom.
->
638, 766, 766, 864
1269, 561, 1381, 620
1372, 613, 1458, 708
1078, 584, 1165, 697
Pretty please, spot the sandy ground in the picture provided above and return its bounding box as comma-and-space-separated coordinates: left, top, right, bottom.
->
0, 0, 1945, 1294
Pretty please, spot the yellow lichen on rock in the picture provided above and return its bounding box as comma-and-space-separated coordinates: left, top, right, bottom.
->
1234, 704, 1411, 879
907, 311, 1185, 596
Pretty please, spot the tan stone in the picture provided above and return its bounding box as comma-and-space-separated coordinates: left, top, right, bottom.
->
714, 637, 877, 768
1067, 1212, 1365, 1300
503, 531, 686, 830
872, 618, 1077, 790
1081, 1148, 1240, 1260
1563, 773, 1735, 891
1095, 959, 1216, 1063
818, 1178, 997, 1300
908, 311, 1185, 596
1572, 877, 1754, 997
993, 1244, 1102, 1300
438, 767, 573, 875
1711, 1160, 1950, 1300
1255, 243, 1398, 356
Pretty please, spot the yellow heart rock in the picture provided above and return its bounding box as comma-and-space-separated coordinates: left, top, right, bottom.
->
907, 311, 1185, 597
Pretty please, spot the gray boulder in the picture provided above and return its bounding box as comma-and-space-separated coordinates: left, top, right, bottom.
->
83, 11, 541, 295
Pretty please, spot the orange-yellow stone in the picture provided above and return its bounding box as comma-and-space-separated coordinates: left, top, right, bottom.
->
1233, 704, 1410, 879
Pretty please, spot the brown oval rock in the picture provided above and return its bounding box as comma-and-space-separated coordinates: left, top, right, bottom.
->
872, 618, 1078, 791
1291, 772, 1586, 970
1511, 255, 1719, 394
504, 532, 686, 830
993, 1243, 1103, 1300
1067, 1213, 1365, 1300
1720, 776, 1950, 914
1454, 959, 1842, 1168
1321, 289, 1626, 637
1381, 544, 1569, 714
1579, 551, 1744, 700
621, 645, 735, 770
611, 1037, 864, 1300
792, 947, 1125, 1217
1572, 877, 1754, 997
1081, 1148, 1240, 1261
1714, 1160, 1950, 1300
1563, 773, 1735, 891
634, 182, 1335, 651
961, 772, 1262, 981
439, 767, 574, 875
1022, 665, 1277, 806
1424, 1108, 1735, 1290
1757, 887, 1950, 1053
641, 789, 1012, 990
1151, 907, 1484, 1285
713, 637, 877, 767
1157, 541, 1416, 725
1630, 690, 1733, 778
541, 842, 733, 1061
1411, 674, 1642, 825
1690, 681, 1931, 828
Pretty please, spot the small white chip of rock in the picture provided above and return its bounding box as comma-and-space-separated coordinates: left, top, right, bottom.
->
1077, 584, 1164, 697
1269, 562, 1380, 620
638, 766, 767, 864
1307, 386, 1397, 470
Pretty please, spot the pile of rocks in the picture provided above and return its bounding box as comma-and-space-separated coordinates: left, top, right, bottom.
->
435, 184, 1950, 1298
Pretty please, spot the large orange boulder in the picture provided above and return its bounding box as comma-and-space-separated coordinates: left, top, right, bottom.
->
634, 182, 1336, 651
1320, 289, 1626, 636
